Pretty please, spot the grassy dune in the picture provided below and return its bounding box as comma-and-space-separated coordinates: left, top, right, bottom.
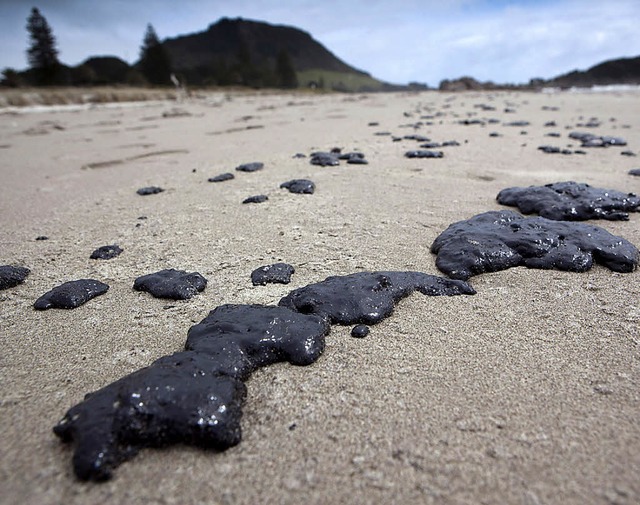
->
0, 76, 391, 109
0, 87, 178, 108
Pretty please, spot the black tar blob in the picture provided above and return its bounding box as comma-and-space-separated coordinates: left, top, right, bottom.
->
279, 271, 475, 325
431, 210, 639, 280
54, 304, 329, 481
242, 195, 268, 204
280, 179, 315, 194
497, 181, 640, 221
251, 263, 295, 285
208, 173, 235, 182
34, 279, 109, 310
0, 265, 30, 290
133, 269, 207, 300
235, 162, 264, 172
136, 187, 164, 196
90, 245, 123, 260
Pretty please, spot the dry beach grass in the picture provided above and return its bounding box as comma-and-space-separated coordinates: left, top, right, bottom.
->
0, 86, 179, 108
1, 88, 639, 504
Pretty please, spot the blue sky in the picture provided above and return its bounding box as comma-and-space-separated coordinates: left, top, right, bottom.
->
1, 0, 638, 85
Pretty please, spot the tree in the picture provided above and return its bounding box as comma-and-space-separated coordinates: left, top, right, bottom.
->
275, 49, 298, 89
138, 24, 172, 85
26, 7, 61, 85
1, 68, 24, 87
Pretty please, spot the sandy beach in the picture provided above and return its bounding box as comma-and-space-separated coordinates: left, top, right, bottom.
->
1, 88, 639, 505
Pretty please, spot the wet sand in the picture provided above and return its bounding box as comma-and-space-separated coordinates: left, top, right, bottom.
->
1, 89, 639, 504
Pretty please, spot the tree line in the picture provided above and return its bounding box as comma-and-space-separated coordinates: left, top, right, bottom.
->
1, 7, 298, 89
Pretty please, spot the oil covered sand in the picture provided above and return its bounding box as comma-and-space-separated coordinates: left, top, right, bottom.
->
1, 88, 639, 505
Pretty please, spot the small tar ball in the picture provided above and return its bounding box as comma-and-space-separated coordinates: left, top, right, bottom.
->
351, 324, 370, 338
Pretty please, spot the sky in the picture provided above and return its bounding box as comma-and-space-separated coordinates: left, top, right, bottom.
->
1, 0, 639, 86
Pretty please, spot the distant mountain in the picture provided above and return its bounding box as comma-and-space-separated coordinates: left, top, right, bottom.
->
544, 55, 640, 88
437, 55, 640, 91
160, 17, 394, 91
164, 17, 359, 74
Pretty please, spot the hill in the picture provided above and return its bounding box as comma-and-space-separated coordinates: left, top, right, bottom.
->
74, 56, 139, 85
544, 55, 640, 88
161, 17, 393, 91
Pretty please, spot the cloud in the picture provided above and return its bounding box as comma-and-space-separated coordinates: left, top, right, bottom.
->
335, 0, 640, 84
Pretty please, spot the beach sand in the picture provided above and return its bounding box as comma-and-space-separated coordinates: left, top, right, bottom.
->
1, 89, 639, 505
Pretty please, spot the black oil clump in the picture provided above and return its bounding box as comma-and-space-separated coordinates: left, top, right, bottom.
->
280, 179, 315, 194
208, 173, 234, 183
404, 134, 430, 141
34, 279, 109, 310
185, 304, 329, 374
242, 195, 268, 204
136, 187, 164, 196
497, 181, 640, 221
309, 149, 368, 166
568, 131, 627, 148
251, 263, 295, 286
54, 352, 247, 481
235, 162, 264, 173
504, 120, 530, 127
339, 152, 368, 165
310, 152, 340, 166
90, 245, 123, 260
133, 269, 207, 300
431, 210, 639, 280
279, 271, 475, 325
537, 145, 574, 155
0, 265, 30, 290
351, 324, 370, 338
405, 150, 444, 159
54, 304, 330, 481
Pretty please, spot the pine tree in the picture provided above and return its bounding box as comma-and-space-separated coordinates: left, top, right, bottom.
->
276, 49, 298, 89
138, 24, 172, 85
26, 7, 60, 85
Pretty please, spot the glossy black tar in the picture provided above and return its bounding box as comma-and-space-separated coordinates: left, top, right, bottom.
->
133, 269, 207, 300
280, 179, 315, 194
54, 304, 329, 481
431, 210, 639, 280
497, 181, 640, 221
0, 265, 30, 290
251, 263, 295, 285
279, 271, 475, 325
34, 279, 109, 310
